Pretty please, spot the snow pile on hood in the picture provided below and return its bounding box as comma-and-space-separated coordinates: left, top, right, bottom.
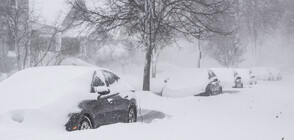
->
162, 68, 209, 98
211, 68, 235, 88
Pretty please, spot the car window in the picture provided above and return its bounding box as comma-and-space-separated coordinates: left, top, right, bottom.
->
103, 71, 119, 85
92, 71, 105, 87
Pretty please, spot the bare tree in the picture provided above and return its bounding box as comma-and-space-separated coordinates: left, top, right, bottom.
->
241, 0, 283, 55
0, 0, 32, 70
205, 0, 245, 68
206, 34, 246, 67
69, 0, 232, 91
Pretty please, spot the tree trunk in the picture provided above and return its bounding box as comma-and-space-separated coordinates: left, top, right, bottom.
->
1, 45, 8, 72
143, 48, 152, 91
197, 39, 201, 68
15, 40, 22, 70
151, 60, 157, 78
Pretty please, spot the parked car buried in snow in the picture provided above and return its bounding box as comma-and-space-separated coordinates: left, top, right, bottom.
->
0, 66, 137, 131
268, 67, 283, 81
211, 68, 242, 89
162, 68, 222, 97
233, 69, 243, 88
235, 69, 257, 85
249, 70, 257, 85
252, 67, 282, 81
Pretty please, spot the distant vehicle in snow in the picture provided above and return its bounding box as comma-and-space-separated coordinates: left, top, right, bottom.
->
0, 66, 137, 131
235, 69, 257, 85
249, 70, 257, 85
252, 67, 271, 81
233, 69, 243, 88
268, 67, 282, 81
211, 68, 243, 88
162, 68, 222, 97
252, 67, 282, 81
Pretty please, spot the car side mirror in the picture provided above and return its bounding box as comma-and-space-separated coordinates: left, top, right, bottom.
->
94, 87, 110, 95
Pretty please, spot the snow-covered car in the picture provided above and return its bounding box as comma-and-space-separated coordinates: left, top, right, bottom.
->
162, 68, 222, 97
249, 70, 257, 84
235, 69, 256, 85
252, 67, 271, 81
233, 70, 243, 88
252, 67, 282, 81
211, 68, 238, 88
268, 67, 282, 81
0, 66, 137, 131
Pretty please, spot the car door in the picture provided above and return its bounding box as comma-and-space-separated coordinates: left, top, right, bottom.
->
90, 71, 115, 126
102, 70, 131, 123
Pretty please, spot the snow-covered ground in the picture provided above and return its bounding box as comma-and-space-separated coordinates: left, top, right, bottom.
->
0, 72, 293, 140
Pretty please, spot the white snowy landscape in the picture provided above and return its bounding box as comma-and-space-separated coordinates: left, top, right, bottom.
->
1, 0, 294, 140
0, 66, 293, 140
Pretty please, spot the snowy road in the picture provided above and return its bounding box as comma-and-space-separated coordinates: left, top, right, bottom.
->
1, 76, 294, 140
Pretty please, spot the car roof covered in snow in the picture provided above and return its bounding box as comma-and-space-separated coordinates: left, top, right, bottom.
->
166, 68, 210, 90
0, 66, 108, 114
210, 68, 235, 88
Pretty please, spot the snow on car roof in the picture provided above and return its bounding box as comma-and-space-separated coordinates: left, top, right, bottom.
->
210, 68, 235, 88
166, 68, 209, 90
0, 66, 103, 114
235, 69, 250, 77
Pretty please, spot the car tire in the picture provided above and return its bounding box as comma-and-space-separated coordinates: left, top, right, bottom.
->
127, 106, 137, 123
79, 115, 92, 130
219, 86, 222, 94
205, 85, 212, 96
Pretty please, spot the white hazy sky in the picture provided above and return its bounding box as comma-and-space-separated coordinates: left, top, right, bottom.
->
30, 0, 106, 26
31, 0, 70, 25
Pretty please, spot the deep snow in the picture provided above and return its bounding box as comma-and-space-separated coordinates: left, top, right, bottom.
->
0, 72, 293, 140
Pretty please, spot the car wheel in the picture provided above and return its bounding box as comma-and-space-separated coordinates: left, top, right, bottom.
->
79, 115, 92, 130
219, 86, 222, 94
208, 89, 213, 96
205, 85, 212, 96
127, 106, 137, 123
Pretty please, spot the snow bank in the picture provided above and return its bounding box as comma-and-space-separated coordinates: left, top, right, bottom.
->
1, 78, 294, 140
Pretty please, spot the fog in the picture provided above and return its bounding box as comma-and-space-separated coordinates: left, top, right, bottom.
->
1, 0, 294, 79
